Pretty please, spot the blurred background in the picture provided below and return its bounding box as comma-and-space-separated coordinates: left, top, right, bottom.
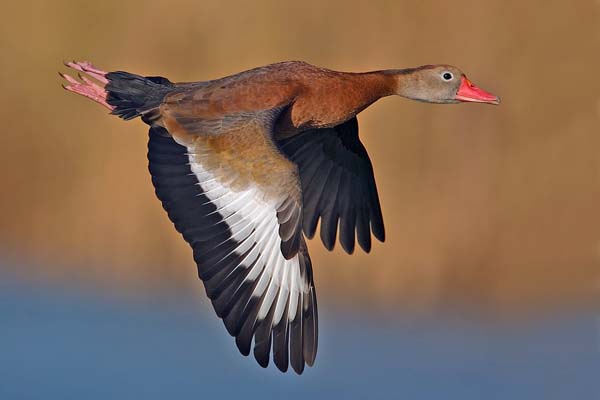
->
1, 0, 599, 398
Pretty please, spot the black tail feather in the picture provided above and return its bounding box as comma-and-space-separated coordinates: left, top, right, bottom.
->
105, 72, 174, 121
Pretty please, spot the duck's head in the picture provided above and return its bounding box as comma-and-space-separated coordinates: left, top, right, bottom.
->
393, 65, 500, 105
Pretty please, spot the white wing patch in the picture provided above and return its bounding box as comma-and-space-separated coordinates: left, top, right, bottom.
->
187, 151, 307, 327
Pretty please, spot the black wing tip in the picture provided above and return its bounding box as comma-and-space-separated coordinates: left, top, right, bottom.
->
253, 330, 311, 374
371, 219, 386, 243
253, 342, 270, 368
358, 238, 372, 253
338, 222, 356, 254
304, 228, 317, 240
319, 222, 337, 251
339, 222, 356, 254
274, 360, 289, 373
291, 363, 306, 375
322, 239, 335, 251
235, 336, 252, 357
340, 241, 355, 254
230, 287, 318, 375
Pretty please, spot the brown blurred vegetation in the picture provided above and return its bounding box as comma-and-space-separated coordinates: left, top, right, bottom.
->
1, 0, 599, 317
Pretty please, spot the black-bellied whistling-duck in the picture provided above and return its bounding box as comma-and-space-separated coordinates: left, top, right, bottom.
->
60, 60, 499, 374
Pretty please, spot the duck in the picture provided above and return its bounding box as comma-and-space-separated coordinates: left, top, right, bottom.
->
60, 60, 499, 374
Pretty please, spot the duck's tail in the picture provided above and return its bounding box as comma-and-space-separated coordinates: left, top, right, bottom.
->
61, 61, 174, 123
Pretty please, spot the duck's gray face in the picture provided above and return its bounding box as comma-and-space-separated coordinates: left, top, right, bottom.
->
399, 65, 500, 105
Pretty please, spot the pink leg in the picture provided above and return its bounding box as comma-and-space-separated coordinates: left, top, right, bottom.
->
60, 60, 114, 110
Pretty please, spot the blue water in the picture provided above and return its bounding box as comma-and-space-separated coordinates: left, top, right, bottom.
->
1, 272, 598, 399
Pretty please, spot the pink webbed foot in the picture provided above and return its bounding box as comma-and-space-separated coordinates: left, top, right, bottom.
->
60, 61, 114, 111
64, 61, 109, 84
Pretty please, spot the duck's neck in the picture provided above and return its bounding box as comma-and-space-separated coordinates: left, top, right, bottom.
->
376, 68, 423, 97
349, 71, 396, 99
344, 69, 416, 106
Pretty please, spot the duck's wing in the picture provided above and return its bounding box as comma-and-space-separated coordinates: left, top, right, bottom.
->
147, 112, 317, 374
277, 117, 385, 254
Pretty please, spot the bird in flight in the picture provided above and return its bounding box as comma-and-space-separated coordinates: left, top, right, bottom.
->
61, 60, 499, 374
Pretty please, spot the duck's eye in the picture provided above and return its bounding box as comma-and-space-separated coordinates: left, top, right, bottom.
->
442, 72, 453, 81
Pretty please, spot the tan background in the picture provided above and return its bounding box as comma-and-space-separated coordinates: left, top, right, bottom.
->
1, 0, 599, 317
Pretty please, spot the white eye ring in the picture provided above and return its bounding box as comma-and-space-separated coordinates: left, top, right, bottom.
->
441, 71, 453, 81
